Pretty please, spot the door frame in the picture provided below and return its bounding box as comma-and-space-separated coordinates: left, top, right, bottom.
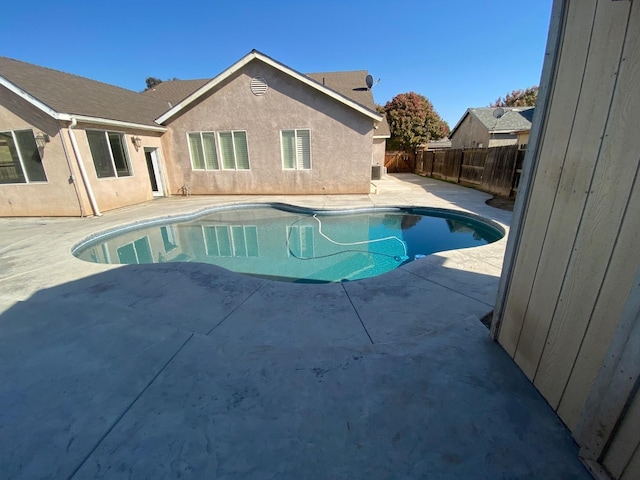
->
144, 147, 165, 197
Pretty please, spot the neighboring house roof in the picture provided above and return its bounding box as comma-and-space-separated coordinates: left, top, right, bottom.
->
142, 79, 210, 107
155, 50, 383, 125
426, 138, 452, 150
449, 107, 535, 139
0, 57, 168, 131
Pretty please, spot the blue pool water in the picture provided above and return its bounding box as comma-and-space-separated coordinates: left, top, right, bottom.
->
73, 205, 504, 283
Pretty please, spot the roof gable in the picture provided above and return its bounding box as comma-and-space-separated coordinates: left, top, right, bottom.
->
142, 78, 210, 107
449, 106, 534, 139
0, 57, 167, 130
155, 50, 383, 125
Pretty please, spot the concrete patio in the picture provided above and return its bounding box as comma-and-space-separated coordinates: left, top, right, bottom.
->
0, 174, 592, 479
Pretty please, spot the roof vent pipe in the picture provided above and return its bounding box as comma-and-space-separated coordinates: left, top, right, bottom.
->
68, 117, 102, 216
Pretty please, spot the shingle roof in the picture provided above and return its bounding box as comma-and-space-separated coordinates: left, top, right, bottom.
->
469, 107, 534, 132
306, 71, 375, 109
0, 53, 386, 132
156, 51, 383, 125
306, 71, 389, 136
0, 57, 169, 127
142, 79, 210, 107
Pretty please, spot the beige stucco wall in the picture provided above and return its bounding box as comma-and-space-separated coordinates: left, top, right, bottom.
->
517, 131, 530, 147
160, 60, 374, 195
0, 85, 168, 217
450, 113, 490, 149
0, 86, 86, 216
67, 122, 164, 213
372, 138, 387, 166
487, 133, 518, 148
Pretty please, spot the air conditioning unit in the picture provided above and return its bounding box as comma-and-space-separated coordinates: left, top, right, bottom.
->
371, 165, 382, 180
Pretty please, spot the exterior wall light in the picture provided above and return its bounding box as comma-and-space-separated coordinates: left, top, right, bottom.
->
132, 136, 142, 151
34, 132, 50, 149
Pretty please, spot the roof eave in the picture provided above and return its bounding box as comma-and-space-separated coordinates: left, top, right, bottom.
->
0, 75, 60, 120
155, 50, 383, 125
1, 76, 166, 132
489, 128, 531, 134
67, 114, 167, 132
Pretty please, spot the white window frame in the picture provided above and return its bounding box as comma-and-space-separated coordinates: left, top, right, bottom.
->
287, 225, 315, 258
116, 236, 152, 264
218, 130, 250, 171
187, 131, 219, 171
0, 129, 47, 184
202, 225, 259, 257
187, 130, 250, 171
86, 129, 133, 179
280, 129, 311, 170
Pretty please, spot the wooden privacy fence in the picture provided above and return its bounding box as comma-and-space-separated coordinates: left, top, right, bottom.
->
415, 145, 526, 198
384, 152, 415, 173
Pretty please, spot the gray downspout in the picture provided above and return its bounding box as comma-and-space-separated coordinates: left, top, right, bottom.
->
67, 117, 101, 216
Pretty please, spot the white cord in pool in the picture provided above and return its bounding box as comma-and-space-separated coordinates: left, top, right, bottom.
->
312, 214, 408, 260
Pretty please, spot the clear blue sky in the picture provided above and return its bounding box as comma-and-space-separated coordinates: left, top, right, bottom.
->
1, 0, 553, 127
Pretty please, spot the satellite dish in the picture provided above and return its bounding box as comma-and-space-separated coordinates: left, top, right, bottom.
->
493, 107, 505, 119
365, 74, 374, 89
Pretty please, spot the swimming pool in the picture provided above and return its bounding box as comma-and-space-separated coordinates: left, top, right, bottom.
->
73, 205, 504, 283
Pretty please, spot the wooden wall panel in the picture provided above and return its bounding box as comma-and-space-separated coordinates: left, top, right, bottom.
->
497, 0, 597, 367
603, 389, 640, 479
496, 1, 640, 476
527, 0, 634, 415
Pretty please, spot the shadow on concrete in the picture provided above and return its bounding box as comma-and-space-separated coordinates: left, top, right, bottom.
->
0, 261, 591, 479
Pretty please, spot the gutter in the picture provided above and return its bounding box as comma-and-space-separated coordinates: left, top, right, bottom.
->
67, 117, 102, 216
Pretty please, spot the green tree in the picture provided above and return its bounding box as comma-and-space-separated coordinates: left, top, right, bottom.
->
384, 92, 449, 152
144, 77, 163, 91
491, 86, 539, 107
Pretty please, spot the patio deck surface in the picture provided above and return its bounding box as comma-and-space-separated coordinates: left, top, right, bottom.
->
0, 174, 592, 479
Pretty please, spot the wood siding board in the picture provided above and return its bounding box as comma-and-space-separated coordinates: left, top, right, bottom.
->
576, 266, 640, 462
603, 388, 640, 479
534, 0, 639, 415
560, 162, 640, 432
492, 0, 567, 340
498, 0, 597, 362
579, 277, 640, 464
512, 0, 630, 402
620, 442, 640, 480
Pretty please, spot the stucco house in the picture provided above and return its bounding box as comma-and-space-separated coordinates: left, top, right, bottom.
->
0, 50, 386, 217
448, 107, 534, 149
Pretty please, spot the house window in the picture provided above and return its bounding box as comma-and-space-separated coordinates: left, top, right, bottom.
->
188, 131, 249, 171
86, 130, 132, 178
203, 225, 258, 257
287, 225, 314, 258
281, 129, 311, 170
116, 236, 153, 264
188, 132, 219, 170
219, 131, 250, 170
0, 130, 47, 184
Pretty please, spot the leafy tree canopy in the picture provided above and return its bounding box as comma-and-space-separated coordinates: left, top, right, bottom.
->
144, 77, 163, 91
142, 76, 180, 92
383, 92, 449, 152
490, 86, 539, 107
